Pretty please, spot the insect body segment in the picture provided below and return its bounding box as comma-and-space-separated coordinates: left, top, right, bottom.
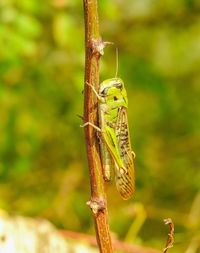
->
98, 78, 135, 200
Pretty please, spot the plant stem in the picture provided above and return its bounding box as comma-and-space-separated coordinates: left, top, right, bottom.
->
61, 229, 162, 253
83, 0, 113, 252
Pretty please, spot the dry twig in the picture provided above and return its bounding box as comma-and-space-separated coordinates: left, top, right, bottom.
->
163, 218, 174, 253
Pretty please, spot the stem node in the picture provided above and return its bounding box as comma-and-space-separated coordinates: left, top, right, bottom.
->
87, 198, 106, 215
89, 38, 105, 57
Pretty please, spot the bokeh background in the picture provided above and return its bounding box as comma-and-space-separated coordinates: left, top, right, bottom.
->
1, 0, 200, 252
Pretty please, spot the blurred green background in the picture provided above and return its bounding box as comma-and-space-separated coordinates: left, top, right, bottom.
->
0, 0, 200, 252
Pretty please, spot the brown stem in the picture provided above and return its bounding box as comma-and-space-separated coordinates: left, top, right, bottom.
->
61, 230, 162, 253
163, 218, 174, 253
83, 1, 113, 252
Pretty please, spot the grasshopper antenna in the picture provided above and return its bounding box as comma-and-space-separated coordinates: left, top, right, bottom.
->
115, 47, 119, 78
103, 41, 118, 78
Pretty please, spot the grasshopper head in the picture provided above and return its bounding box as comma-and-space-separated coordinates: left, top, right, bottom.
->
99, 78, 128, 107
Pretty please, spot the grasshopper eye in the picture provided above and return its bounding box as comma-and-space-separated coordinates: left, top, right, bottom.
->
101, 87, 109, 95
114, 96, 118, 101
115, 82, 122, 89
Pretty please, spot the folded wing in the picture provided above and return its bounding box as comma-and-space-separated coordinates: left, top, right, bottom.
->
115, 107, 135, 199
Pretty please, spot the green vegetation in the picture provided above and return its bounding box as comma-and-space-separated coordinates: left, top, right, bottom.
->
0, 0, 200, 252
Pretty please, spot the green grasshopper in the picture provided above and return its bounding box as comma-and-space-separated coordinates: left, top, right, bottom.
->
82, 77, 136, 200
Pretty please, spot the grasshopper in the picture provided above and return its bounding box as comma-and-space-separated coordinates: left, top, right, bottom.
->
82, 77, 135, 200
82, 48, 135, 199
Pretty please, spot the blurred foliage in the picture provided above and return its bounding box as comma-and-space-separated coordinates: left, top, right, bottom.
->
0, 0, 200, 252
